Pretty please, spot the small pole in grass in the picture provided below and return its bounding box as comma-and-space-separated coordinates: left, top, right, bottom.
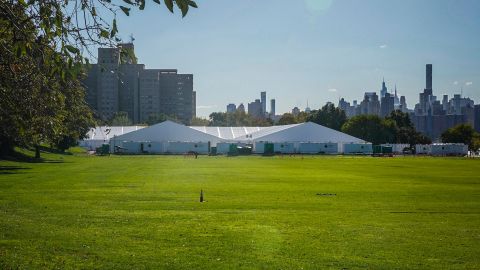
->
200, 189, 204, 202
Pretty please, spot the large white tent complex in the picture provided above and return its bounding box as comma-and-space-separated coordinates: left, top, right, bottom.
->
105, 121, 369, 154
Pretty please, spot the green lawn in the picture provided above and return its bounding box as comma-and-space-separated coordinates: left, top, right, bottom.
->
1, 151, 479, 269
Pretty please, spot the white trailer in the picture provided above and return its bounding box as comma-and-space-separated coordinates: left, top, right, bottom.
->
430, 143, 468, 156
343, 143, 373, 154
166, 142, 209, 154
381, 144, 410, 154
298, 142, 338, 154
415, 144, 431, 155
273, 142, 295, 154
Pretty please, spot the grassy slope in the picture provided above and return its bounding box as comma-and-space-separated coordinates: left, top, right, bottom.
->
0, 152, 479, 269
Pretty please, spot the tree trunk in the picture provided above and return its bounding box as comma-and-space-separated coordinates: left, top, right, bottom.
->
0, 140, 13, 157
35, 145, 40, 159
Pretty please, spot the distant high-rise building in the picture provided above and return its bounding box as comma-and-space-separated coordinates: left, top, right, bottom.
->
393, 84, 400, 105
380, 78, 388, 98
380, 92, 395, 117
426, 64, 433, 90
83, 43, 195, 124
400, 96, 408, 113
270, 99, 276, 117
292, 107, 300, 117
237, 103, 245, 113
226, 103, 236, 113
305, 100, 311, 114
248, 99, 263, 118
442, 95, 449, 111
359, 92, 380, 116
411, 64, 476, 139
260, 91, 267, 116
475, 105, 480, 133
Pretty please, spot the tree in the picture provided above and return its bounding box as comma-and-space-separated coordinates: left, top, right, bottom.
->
54, 79, 96, 151
341, 115, 397, 145
1, 1, 198, 71
441, 124, 480, 151
146, 113, 179, 125
385, 110, 431, 146
277, 113, 297, 125
0, 1, 196, 157
307, 103, 347, 131
209, 112, 228, 126
110, 112, 132, 126
190, 117, 210, 126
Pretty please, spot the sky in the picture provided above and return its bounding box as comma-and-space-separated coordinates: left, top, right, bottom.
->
103, 0, 480, 117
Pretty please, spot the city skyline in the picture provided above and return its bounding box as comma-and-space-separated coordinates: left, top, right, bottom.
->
96, 0, 479, 117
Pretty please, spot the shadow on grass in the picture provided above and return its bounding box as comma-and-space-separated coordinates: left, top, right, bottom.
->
38, 145, 73, 155
0, 165, 31, 175
0, 149, 66, 164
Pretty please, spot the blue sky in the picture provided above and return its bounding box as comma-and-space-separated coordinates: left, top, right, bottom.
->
107, 0, 480, 117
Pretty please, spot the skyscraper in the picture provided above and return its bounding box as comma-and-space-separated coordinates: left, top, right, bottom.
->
400, 96, 407, 113
226, 103, 236, 113
237, 103, 245, 113
260, 91, 267, 116
270, 99, 276, 117
475, 105, 480, 133
426, 64, 433, 90
248, 99, 262, 118
380, 93, 395, 117
380, 78, 388, 98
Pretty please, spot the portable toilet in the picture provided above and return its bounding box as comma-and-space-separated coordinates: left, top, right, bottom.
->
228, 144, 239, 156
264, 143, 274, 156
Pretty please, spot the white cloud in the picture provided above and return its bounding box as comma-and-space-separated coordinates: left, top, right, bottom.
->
465, 81, 473, 86
328, 88, 337, 92
453, 81, 459, 85
196, 105, 217, 109
379, 44, 388, 49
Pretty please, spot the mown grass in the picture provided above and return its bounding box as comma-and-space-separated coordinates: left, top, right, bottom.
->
0, 150, 479, 269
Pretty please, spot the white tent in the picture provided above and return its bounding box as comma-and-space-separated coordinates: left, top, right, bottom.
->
110, 121, 223, 153
249, 122, 364, 143
99, 121, 364, 154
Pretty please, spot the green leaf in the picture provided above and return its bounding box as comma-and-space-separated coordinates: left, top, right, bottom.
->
164, 0, 174, 13
122, 0, 134, 5
110, 19, 118, 38
188, 0, 198, 8
120, 6, 131, 16
65, 45, 79, 54
100, 29, 109, 38
153, 0, 160, 4
176, 0, 188, 17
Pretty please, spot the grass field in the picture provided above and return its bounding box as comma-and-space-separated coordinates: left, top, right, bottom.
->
1, 151, 479, 269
